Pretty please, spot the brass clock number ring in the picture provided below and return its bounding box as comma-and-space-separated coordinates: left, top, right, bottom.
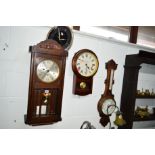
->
80, 82, 86, 89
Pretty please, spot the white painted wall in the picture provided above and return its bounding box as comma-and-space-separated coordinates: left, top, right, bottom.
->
0, 26, 155, 129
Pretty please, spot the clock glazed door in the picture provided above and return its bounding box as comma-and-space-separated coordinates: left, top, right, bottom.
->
25, 40, 68, 126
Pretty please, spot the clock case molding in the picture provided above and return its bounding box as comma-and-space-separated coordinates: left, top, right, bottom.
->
25, 39, 68, 126
119, 50, 155, 129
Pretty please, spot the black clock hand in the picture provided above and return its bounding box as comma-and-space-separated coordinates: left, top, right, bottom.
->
85, 64, 90, 74
85, 64, 90, 69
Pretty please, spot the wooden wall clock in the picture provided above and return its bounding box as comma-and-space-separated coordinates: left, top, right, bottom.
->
72, 49, 99, 96
47, 26, 73, 50
25, 39, 68, 125
97, 59, 117, 127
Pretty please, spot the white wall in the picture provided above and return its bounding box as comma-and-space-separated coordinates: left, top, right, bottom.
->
0, 26, 155, 129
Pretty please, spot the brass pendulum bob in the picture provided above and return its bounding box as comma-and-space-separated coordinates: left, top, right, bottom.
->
42, 92, 51, 104
114, 111, 126, 127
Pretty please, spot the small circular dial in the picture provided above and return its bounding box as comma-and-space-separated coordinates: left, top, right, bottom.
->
102, 99, 116, 115
75, 51, 99, 77
47, 26, 73, 50
37, 60, 60, 83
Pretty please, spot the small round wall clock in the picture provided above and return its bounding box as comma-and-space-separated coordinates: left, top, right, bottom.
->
72, 49, 99, 95
47, 26, 73, 50
97, 59, 117, 127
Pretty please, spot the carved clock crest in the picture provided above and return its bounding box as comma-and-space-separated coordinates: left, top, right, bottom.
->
25, 39, 68, 125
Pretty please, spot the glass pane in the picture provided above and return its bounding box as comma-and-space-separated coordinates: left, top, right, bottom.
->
137, 26, 155, 48
80, 26, 130, 42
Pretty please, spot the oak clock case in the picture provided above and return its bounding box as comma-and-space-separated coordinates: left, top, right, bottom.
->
72, 49, 99, 96
47, 26, 73, 50
97, 59, 117, 127
25, 39, 68, 126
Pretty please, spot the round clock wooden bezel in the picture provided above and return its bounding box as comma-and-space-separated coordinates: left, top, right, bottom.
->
72, 49, 99, 96
47, 26, 73, 50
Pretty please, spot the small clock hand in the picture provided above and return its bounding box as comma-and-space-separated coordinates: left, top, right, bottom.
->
58, 28, 60, 39
46, 69, 50, 73
85, 64, 89, 74
85, 64, 89, 69
41, 69, 50, 79
59, 38, 66, 41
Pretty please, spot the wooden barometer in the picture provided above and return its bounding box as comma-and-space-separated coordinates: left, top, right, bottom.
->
97, 59, 117, 127
25, 39, 68, 125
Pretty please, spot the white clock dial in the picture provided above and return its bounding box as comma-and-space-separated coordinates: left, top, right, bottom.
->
102, 99, 116, 115
76, 52, 99, 77
37, 60, 60, 83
